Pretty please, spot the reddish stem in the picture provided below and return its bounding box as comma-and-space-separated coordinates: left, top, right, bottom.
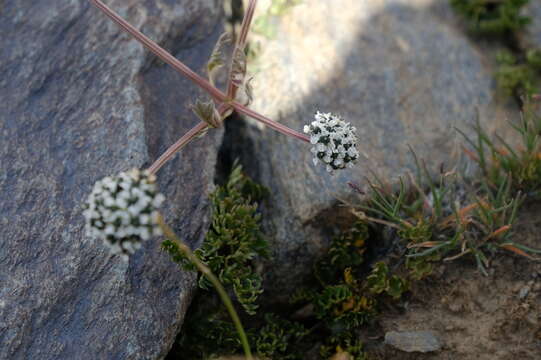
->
227, 0, 258, 98
89, 0, 227, 103
231, 101, 310, 143
147, 122, 208, 174
91, 0, 310, 175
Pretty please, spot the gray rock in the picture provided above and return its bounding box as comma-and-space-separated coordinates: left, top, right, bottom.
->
233, 0, 519, 299
385, 330, 442, 353
0, 1, 222, 359
522, 1, 541, 48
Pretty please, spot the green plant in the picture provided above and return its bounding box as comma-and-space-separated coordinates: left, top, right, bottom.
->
450, 0, 530, 35
176, 303, 308, 359
320, 333, 367, 360
458, 99, 541, 195
255, 314, 308, 359
163, 162, 268, 315
315, 222, 368, 285
365, 262, 408, 300
496, 51, 539, 98
353, 146, 529, 276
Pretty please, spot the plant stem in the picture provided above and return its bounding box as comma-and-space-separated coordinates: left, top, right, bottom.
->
89, 0, 226, 103
147, 122, 208, 175
92, 0, 310, 175
157, 215, 254, 360
231, 101, 310, 143
147, 103, 234, 174
227, 0, 258, 98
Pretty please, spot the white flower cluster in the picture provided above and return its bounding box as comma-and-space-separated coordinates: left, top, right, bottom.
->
83, 169, 165, 261
304, 111, 359, 172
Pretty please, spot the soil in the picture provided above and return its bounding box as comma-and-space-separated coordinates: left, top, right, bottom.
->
367, 203, 541, 359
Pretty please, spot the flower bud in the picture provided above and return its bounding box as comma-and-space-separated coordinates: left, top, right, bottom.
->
83, 169, 165, 260
304, 111, 359, 173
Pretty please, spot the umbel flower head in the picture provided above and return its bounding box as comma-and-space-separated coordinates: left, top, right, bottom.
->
83, 169, 165, 261
304, 111, 359, 173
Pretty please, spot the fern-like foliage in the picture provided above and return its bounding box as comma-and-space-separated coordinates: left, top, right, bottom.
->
365, 262, 409, 300
320, 332, 368, 360
496, 50, 540, 98
162, 161, 269, 315
255, 314, 308, 360
450, 0, 530, 34
315, 222, 368, 285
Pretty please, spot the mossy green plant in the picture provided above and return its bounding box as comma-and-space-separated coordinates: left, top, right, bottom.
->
167, 163, 311, 360
365, 262, 409, 300
450, 0, 530, 35
496, 51, 540, 98
163, 162, 269, 315
319, 334, 367, 360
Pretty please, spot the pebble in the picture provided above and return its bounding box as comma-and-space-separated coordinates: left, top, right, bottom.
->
385, 330, 442, 353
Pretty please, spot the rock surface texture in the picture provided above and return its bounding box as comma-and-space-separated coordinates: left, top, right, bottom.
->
232, 0, 519, 298
522, 0, 541, 48
384, 330, 442, 353
0, 1, 222, 359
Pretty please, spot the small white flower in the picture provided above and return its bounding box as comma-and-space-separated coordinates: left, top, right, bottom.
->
303, 111, 358, 173
83, 169, 164, 260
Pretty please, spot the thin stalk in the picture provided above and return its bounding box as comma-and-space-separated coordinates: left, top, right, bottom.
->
227, 0, 258, 98
157, 215, 254, 360
92, 0, 310, 174
231, 101, 310, 142
147, 103, 234, 174
147, 122, 208, 174
238, 0, 257, 49
89, 0, 226, 103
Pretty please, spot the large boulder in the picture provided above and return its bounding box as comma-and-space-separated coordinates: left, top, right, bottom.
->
0, 1, 223, 359
521, 0, 541, 48
231, 0, 519, 299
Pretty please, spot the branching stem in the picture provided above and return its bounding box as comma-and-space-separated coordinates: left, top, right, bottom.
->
90, 0, 310, 175
89, 0, 226, 102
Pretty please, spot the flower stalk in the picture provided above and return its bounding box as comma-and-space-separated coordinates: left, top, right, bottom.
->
157, 215, 254, 360
89, 0, 310, 176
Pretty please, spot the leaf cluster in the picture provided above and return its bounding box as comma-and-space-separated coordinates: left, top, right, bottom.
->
255, 314, 308, 360
163, 162, 269, 315
175, 302, 308, 360
319, 333, 367, 360
365, 262, 408, 300
496, 50, 541, 98
315, 222, 368, 285
305, 224, 377, 330
450, 0, 531, 35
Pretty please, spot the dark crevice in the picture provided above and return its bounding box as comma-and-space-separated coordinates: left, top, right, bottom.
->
215, 114, 261, 186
